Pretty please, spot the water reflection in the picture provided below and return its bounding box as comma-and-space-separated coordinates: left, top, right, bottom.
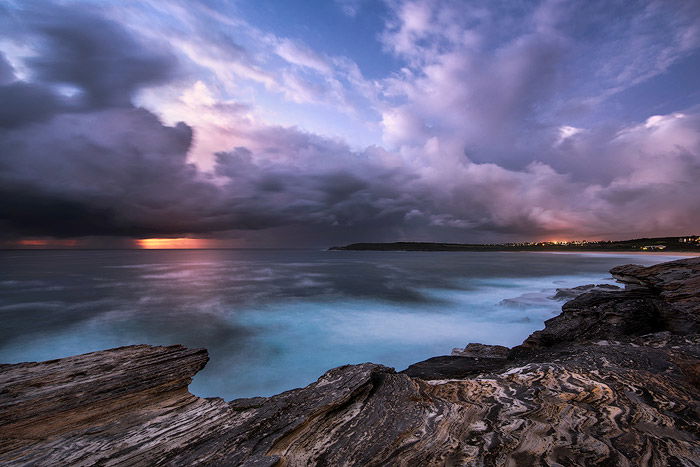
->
0, 249, 681, 399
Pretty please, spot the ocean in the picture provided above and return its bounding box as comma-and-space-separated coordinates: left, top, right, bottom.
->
0, 249, 684, 400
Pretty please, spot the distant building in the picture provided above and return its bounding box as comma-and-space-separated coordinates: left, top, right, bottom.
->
641, 245, 666, 251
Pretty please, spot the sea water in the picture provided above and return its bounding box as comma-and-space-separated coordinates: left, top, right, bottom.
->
0, 249, 685, 400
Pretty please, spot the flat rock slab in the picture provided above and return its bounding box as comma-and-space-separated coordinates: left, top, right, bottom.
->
402, 355, 508, 379
451, 342, 510, 358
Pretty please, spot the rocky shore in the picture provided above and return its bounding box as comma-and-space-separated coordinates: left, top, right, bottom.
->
1, 257, 699, 466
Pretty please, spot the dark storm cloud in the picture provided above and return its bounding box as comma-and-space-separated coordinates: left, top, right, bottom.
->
0, 2, 177, 131
212, 145, 421, 232
21, 4, 176, 108
0, 6, 197, 235
0, 45, 71, 129
0, 5, 218, 238
0, 52, 14, 84
0, 80, 66, 128
0, 108, 224, 237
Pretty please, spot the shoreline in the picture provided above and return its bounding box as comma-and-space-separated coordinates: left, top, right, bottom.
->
1, 256, 699, 465
331, 247, 700, 255
528, 250, 700, 256
327, 248, 700, 255
329, 237, 700, 254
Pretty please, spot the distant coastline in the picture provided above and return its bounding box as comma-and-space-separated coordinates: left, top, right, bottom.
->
329, 235, 700, 253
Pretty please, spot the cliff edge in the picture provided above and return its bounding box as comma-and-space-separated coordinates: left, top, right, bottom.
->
1, 258, 699, 466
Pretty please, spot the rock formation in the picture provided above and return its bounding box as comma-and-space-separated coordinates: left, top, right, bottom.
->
549, 283, 621, 300
451, 342, 509, 358
1, 257, 699, 466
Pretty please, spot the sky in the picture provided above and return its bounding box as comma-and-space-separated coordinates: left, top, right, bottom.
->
1, 0, 700, 248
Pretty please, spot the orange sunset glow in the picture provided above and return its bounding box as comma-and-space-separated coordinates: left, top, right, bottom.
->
18, 239, 48, 246
15, 239, 79, 248
136, 238, 208, 249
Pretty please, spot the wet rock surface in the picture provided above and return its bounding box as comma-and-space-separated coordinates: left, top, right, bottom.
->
402, 355, 508, 379
1, 257, 699, 466
550, 283, 621, 300
451, 342, 510, 358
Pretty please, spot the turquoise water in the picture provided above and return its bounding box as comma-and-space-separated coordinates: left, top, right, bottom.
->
0, 249, 684, 399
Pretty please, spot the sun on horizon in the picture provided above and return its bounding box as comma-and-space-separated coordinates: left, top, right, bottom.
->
136, 238, 209, 249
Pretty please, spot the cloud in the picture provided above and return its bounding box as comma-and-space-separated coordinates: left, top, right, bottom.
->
0, 5, 212, 237
0, 78, 66, 128
0, 107, 223, 236
378, 0, 700, 167
0, 4, 413, 241
0, 52, 14, 84
275, 39, 333, 75
1, 0, 700, 246
378, 1, 570, 169
21, 4, 176, 108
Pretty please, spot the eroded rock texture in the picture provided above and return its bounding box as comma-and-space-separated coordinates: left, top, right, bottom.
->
1, 258, 699, 466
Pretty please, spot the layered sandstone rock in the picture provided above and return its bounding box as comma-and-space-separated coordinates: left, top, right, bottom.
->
1, 257, 699, 466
